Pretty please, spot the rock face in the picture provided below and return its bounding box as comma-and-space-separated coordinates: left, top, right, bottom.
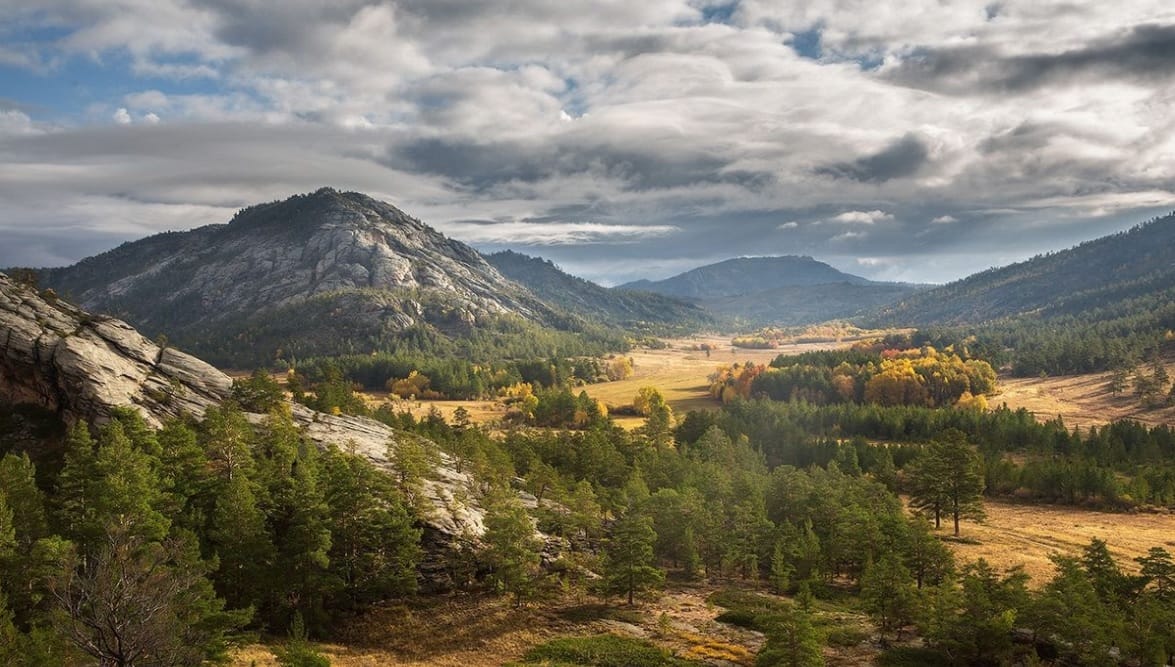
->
0, 272, 491, 585
38, 188, 559, 366
0, 272, 232, 428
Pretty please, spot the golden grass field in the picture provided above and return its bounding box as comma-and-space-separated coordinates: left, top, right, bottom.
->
356, 333, 854, 430
993, 362, 1175, 429
930, 500, 1175, 585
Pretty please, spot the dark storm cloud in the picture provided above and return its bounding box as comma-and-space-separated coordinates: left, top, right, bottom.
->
0, 228, 131, 269
886, 23, 1175, 94
391, 138, 774, 193
817, 134, 929, 183
201, 0, 375, 54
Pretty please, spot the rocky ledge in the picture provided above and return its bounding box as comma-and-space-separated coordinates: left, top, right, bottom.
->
0, 272, 509, 587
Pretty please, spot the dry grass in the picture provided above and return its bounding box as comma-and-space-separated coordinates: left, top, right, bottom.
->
993, 359, 1175, 429
229, 585, 774, 667
938, 500, 1175, 585
581, 334, 855, 429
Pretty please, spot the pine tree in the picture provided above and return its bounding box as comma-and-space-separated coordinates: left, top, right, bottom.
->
909, 438, 985, 536
1081, 538, 1126, 605
1029, 555, 1118, 665
0, 454, 48, 551
53, 422, 97, 545
860, 552, 918, 640
320, 448, 420, 608
0, 455, 51, 625
89, 420, 170, 545
770, 539, 793, 594
756, 604, 825, 667
209, 473, 274, 611
267, 441, 333, 633
482, 498, 542, 607
50, 520, 246, 667
602, 511, 663, 605
157, 419, 214, 536
201, 404, 256, 483
904, 515, 954, 589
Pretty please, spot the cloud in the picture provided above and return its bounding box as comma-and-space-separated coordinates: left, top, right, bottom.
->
0, 1, 1173, 285
830, 210, 893, 225
818, 134, 929, 182
884, 23, 1175, 95
436, 220, 680, 245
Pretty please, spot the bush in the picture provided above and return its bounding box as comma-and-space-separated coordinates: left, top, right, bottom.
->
521, 634, 694, 667
824, 626, 869, 648
714, 609, 759, 629
876, 647, 952, 667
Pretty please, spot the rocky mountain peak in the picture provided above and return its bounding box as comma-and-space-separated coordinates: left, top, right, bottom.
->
39, 189, 555, 365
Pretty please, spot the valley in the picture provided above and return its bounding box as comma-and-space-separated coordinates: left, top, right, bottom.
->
4, 194, 1175, 667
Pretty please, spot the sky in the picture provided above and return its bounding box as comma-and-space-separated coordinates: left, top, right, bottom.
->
2, 1, 1174, 286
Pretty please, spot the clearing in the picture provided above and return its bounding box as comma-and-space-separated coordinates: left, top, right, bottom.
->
938, 500, 1175, 585
994, 361, 1175, 429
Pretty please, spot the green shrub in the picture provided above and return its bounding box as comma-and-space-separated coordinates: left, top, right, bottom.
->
824, 626, 869, 648
714, 609, 758, 629
521, 634, 693, 667
876, 646, 952, 667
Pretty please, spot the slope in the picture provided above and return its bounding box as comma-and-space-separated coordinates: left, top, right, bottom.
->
872, 212, 1175, 326
484, 250, 713, 333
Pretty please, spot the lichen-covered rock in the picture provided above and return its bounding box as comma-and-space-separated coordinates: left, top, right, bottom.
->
0, 273, 232, 427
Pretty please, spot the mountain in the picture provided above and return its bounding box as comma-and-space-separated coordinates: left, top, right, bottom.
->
618, 256, 872, 299
872, 212, 1175, 326
618, 256, 926, 326
34, 188, 594, 367
484, 250, 713, 333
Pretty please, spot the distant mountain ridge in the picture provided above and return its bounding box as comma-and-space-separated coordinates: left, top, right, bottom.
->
871, 212, 1175, 326
484, 250, 713, 333
619, 256, 926, 326
618, 255, 872, 299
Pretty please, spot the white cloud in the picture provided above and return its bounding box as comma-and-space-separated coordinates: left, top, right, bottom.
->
143, 112, 161, 125
112, 108, 132, 125
778, 221, 799, 229
831, 230, 867, 241
831, 210, 893, 225
931, 215, 958, 224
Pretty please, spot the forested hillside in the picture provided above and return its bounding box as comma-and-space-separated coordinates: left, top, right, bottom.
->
874, 213, 1175, 326
870, 213, 1175, 376
485, 250, 713, 334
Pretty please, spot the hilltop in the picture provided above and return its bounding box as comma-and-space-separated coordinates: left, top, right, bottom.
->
619, 256, 926, 326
